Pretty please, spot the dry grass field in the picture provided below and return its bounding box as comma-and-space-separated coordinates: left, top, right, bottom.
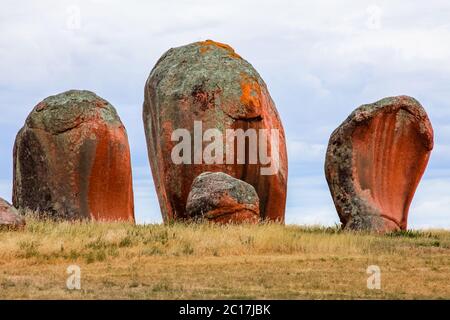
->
0, 218, 449, 299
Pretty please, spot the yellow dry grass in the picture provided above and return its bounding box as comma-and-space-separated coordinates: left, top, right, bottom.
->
0, 218, 449, 299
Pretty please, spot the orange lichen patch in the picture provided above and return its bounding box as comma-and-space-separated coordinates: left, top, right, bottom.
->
198, 40, 242, 59
14, 91, 135, 222
351, 110, 431, 229
325, 96, 433, 233
95, 100, 107, 109
240, 73, 262, 110
87, 125, 135, 222
206, 210, 259, 224
200, 194, 259, 224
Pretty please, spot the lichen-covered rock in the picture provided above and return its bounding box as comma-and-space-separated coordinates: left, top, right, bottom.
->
13, 90, 135, 222
0, 198, 25, 230
186, 172, 259, 223
143, 40, 288, 223
325, 96, 434, 232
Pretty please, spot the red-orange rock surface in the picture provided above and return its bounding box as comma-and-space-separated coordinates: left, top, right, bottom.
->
13, 90, 135, 222
0, 197, 25, 230
143, 40, 288, 223
325, 96, 434, 232
186, 172, 260, 224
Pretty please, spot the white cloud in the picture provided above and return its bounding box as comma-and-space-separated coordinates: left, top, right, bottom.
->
286, 175, 338, 226
286, 174, 450, 230
410, 178, 450, 229
365, 5, 383, 30
287, 140, 327, 163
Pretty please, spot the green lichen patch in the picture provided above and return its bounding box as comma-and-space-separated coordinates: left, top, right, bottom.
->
26, 90, 122, 134
147, 41, 267, 121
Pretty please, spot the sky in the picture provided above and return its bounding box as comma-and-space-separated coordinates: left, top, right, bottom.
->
1, 0, 450, 229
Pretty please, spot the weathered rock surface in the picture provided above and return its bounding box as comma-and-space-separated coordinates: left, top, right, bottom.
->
143, 40, 288, 223
186, 172, 260, 223
13, 90, 135, 222
0, 198, 25, 230
325, 96, 434, 232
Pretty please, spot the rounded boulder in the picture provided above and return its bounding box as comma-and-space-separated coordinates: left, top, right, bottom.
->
186, 172, 260, 223
0, 198, 25, 230
143, 40, 288, 223
13, 90, 135, 222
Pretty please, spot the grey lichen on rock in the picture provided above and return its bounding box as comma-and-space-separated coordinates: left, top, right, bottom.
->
27, 90, 122, 135
186, 172, 260, 223
147, 40, 266, 122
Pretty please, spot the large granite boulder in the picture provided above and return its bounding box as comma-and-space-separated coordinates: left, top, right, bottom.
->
143, 40, 288, 223
13, 90, 135, 222
186, 172, 260, 223
0, 198, 25, 230
325, 96, 434, 232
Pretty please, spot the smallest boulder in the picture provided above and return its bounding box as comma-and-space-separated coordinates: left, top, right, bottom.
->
186, 172, 260, 224
0, 198, 25, 230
